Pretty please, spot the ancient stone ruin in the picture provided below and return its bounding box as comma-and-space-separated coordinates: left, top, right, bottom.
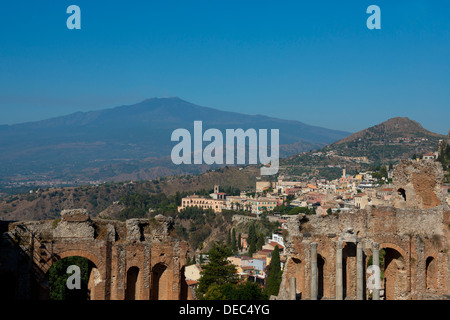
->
277, 160, 450, 300
0, 210, 189, 300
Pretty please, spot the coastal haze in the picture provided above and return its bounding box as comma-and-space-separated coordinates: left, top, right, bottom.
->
0, 97, 350, 191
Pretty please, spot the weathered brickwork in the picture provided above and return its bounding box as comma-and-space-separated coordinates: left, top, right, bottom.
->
278, 160, 449, 300
0, 212, 189, 300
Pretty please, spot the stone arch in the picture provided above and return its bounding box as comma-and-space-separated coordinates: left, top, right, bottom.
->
45, 249, 103, 275
288, 257, 304, 299
425, 256, 437, 292
151, 262, 169, 300
179, 266, 188, 300
380, 243, 407, 259
317, 254, 326, 299
125, 266, 141, 300
342, 242, 357, 298
380, 245, 407, 300
45, 250, 104, 300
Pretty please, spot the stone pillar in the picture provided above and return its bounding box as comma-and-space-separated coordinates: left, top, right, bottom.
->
372, 243, 380, 300
310, 242, 318, 300
356, 242, 364, 300
289, 277, 297, 300
336, 241, 343, 300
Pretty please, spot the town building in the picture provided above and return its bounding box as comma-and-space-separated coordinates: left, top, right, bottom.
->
178, 195, 225, 213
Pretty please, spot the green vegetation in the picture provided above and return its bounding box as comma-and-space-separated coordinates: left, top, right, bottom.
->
118, 192, 179, 219
227, 228, 239, 254
197, 242, 238, 298
204, 282, 269, 300
264, 245, 282, 296
272, 205, 315, 215
247, 223, 258, 256
48, 256, 92, 300
371, 165, 389, 181
197, 242, 268, 300
177, 206, 216, 250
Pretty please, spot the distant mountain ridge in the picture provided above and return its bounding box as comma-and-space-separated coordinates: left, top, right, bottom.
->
0, 97, 351, 184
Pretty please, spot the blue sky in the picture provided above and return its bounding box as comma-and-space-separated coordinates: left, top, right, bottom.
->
0, 0, 449, 134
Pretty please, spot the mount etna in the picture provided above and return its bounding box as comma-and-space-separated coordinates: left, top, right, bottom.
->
0, 97, 350, 186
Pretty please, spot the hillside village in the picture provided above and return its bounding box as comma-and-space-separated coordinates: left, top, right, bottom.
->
1, 124, 449, 299
182, 143, 450, 291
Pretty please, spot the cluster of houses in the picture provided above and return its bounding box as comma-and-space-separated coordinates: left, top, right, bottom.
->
184, 233, 286, 289
177, 166, 397, 217
178, 155, 450, 216
181, 151, 450, 293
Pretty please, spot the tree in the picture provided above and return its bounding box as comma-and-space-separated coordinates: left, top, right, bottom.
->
231, 228, 238, 253
256, 234, 265, 251
219, 281, 268, 300
48, 256, 91, 300
247, 224, 257, 256
196, 242, 238, 298
203, 283, 226, 300
265, 246, 282, 297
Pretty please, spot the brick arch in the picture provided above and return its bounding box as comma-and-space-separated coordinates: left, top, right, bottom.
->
316, 253, 328, 299
125, 266, 142, 300
379, 243, 407, 258
43, 249, 106, 300
379, 243, 408, 300
150, 262, 170, 300
425, 255, 438, 291
286, 256, 305, 298
43, 249, 104, 275
342, 242, 357, 299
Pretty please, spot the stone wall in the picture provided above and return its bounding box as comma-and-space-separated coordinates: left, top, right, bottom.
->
278, 160, 450, 300
0, 210, 189, 300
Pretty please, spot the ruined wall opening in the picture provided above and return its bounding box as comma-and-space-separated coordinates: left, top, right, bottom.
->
47, 256, 97, 300
179, 266, 188, 300
342, 243, 356, 298
290, 257, 304, 298
397, 188, 406, 201
382, 248, 406, 300
317, 254, 325, 299
425, 256, 437, 292
151, 263, 168, 300
125, 266, 141, 300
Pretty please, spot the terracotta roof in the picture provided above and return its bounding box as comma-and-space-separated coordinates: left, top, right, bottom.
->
186, 280, 198, 286
269, 241, 284, 249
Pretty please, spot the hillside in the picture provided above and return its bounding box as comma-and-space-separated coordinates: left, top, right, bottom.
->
0, 166, 259, 221
280, 117, 447, 180
0, 97, 350, 188
324, 117, 445, 161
